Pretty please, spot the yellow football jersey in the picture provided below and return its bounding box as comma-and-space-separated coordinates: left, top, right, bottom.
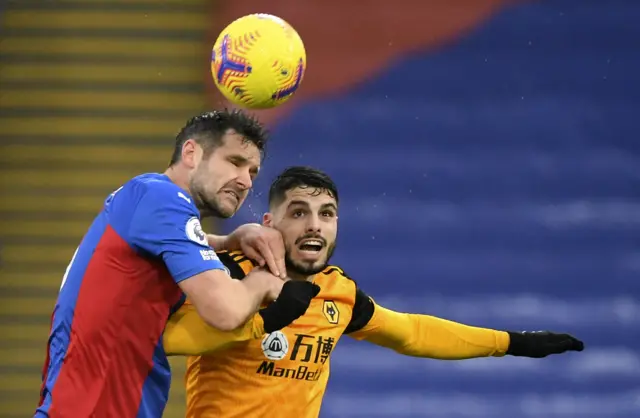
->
166, 251, 510, 418
185, 251, 358, 418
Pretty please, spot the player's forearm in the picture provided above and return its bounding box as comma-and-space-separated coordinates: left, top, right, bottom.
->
182, 268, 271, 331
230, 275, 272, 325
207, 234, 229, 251
201, 278, 267, 331
355, 305, 509, 359
164, 305, 265, 356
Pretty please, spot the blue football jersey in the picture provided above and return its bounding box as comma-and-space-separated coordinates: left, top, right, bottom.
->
36, 173, 225, 418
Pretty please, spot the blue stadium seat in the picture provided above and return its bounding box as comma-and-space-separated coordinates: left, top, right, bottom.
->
228, 1, 640, 416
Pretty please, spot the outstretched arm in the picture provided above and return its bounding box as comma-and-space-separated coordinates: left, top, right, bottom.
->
346, 289, 583, 359
347, 295, 509, 359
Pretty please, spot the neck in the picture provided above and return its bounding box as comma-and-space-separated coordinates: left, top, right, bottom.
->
164, 166, 190, 193
164, 165, 209, 217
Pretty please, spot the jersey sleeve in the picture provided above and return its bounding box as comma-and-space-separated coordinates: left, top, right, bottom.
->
347, 297, 510, 359
128, 183, 226, 283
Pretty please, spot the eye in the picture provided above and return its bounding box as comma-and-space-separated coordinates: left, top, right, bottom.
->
292, 210, 304, 218
227, 156, 247, 168
321, 210, 334, 218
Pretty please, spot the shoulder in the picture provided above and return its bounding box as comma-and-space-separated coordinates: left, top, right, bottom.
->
130, 173, 194, 207
215, 250, 257, 279
319, 265, 354, 284
314, 265, 358, 303
107, 174, 202, 240
108, 173, 199, 222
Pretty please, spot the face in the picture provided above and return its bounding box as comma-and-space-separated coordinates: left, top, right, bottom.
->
264, 186, 338, 278
186, 130, 261, 218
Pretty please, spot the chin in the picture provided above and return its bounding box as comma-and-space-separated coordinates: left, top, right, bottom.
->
220, 199, 242, 218
206, 200, 237, 219
287, 259, 329, 276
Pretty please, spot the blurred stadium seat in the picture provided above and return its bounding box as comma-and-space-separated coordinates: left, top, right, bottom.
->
0, 0, 212, 416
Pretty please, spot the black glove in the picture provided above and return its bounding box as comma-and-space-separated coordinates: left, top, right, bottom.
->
506, 331, 585, 358
259, 281, 320, 333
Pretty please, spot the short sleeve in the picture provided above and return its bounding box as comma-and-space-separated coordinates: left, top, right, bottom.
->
128, 183, 226, 283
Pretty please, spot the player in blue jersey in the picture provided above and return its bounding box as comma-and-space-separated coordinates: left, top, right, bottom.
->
35, 110, 319, 418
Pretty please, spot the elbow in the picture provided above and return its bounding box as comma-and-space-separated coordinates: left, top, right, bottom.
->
200, 307, 245, 332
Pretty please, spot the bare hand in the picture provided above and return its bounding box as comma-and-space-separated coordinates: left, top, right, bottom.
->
244, 268, 287, 302
226, 224, 286, 278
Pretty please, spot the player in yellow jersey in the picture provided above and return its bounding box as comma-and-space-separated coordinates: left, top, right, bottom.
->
163, 166, 585, 418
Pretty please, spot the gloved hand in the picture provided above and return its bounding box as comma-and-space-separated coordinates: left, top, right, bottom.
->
506, 331, 585, 358
259, 281, 321, 333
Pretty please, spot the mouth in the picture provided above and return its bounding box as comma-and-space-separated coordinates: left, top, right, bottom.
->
222, 190, 240, 202
297, 238, 325, 254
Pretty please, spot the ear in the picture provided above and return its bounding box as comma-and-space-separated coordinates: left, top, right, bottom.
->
181, 139, 201, 169
262, 212, 273, 227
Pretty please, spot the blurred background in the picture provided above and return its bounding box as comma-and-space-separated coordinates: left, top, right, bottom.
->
1, 0, 638, 417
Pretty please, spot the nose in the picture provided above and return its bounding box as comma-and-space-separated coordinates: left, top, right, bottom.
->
236, 168, 253, 191
305, 214, 321, 233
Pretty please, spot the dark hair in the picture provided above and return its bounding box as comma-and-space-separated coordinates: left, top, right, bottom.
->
269, 166, 339, 207
169, 109, 268, 166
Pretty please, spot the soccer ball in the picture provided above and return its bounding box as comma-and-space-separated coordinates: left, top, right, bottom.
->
211, 14, 307, 109
261, 331, 289, 361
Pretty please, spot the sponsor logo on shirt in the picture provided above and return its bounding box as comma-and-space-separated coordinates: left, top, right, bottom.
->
200, 249, 219, 261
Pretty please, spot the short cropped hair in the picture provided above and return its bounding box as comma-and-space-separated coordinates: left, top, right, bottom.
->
268, 166, 339, 208
169, 109, 268, 166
